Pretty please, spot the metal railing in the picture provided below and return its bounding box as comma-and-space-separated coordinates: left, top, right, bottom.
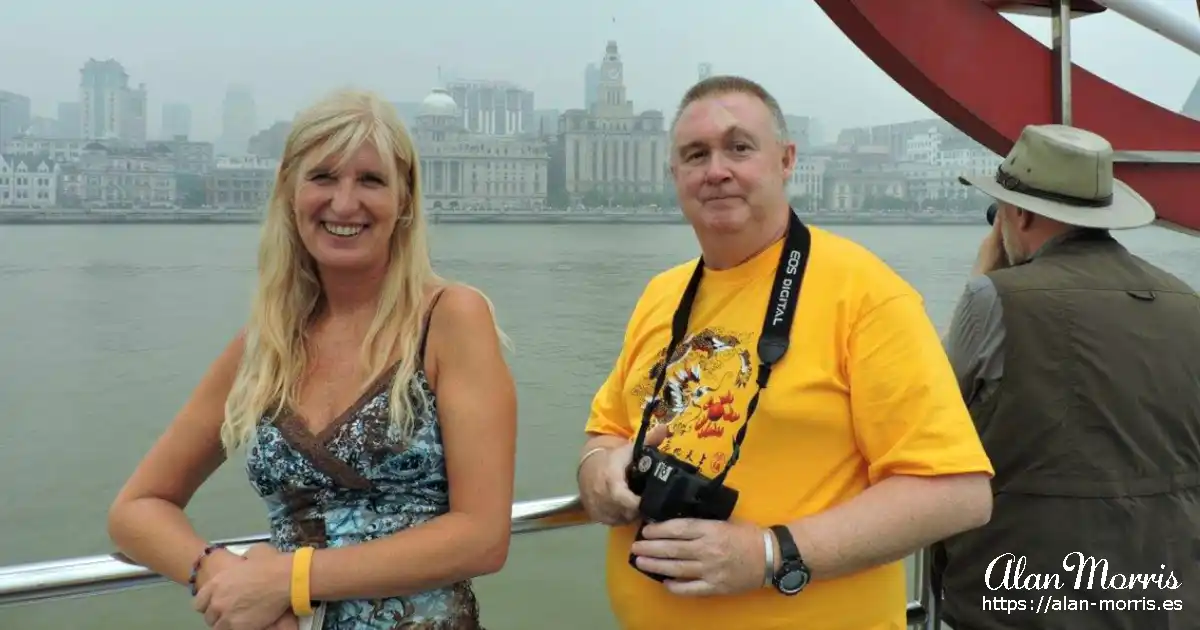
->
0, 494, 934, 627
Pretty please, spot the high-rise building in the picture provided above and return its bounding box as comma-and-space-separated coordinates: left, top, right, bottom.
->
0, 91, 31, 146
80, 59, 126, 140
698, 62, 714, 81
444, 79, 534, 136
79, 59, 129, 141
220, 85, 257, 155
78, 59, 146, 142
121, 83, 147, 144
584, 63, 601, 109
161, 103, 192, 139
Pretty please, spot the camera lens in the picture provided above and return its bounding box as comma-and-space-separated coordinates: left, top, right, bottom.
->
986, 202, 998, 226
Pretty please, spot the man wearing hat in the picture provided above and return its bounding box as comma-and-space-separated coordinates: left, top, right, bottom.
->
934, 124, 1200, 629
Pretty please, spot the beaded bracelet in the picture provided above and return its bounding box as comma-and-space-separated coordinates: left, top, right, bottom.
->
188, 544, 223, 596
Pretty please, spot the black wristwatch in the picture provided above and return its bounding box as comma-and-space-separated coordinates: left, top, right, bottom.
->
769, 524, 811, 596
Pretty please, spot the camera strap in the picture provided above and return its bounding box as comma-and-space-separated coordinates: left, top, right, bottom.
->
629, 209, 812, 488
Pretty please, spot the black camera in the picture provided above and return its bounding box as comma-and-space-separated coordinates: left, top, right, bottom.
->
625, 448, 739, 582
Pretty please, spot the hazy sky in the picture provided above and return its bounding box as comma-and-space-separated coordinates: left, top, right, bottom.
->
3, 0, 1199, 140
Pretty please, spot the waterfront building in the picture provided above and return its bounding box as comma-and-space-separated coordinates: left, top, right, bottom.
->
204, 156, 277, 209
787, 156, 827, 210
161, 137, 215, 175
3, 136, 89, 163
70, 142, 176, 207
900, 126, 996, 208
556, 41, 669, 205
411, 88, 549, 210
0, 153, 59, 208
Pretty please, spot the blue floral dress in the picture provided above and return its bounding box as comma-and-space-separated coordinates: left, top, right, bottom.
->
245, 300, 483, 628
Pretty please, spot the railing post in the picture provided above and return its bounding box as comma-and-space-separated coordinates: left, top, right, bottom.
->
1051, 0, 1073, 125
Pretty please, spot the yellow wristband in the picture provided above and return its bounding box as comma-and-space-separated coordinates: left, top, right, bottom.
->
290, 547, 315, 617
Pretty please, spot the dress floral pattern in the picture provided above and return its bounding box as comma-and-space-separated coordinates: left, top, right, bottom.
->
245, 364, 483, 629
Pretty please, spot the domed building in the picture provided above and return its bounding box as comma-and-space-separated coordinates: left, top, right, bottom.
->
411, 88, 549, 210
416, 88, 459, 135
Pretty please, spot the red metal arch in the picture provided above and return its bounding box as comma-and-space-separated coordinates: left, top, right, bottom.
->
815, 0, 1200, 233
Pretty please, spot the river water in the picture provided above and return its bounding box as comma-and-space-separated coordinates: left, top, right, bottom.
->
1, 222, 1196, 629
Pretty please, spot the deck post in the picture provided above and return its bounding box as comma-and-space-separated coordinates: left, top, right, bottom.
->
1051, 0, 1073, 125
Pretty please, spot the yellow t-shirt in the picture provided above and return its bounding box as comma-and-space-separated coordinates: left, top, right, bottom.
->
584, 227, 994, 630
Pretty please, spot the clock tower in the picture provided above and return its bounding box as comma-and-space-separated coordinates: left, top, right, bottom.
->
560, 39, 667, 203
593, 40, 631, 117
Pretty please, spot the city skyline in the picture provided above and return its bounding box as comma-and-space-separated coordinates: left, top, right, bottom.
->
2, 0, 1197, 141
4, 2, 1200, 219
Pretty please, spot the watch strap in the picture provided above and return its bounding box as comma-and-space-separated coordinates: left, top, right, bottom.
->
769, 525, 800, 565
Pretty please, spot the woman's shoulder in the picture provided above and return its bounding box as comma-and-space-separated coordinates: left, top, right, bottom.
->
427, 282, 498, 328
423, 283, 509, 363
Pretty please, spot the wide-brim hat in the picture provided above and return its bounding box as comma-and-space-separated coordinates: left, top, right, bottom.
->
958, 124, 1155, 230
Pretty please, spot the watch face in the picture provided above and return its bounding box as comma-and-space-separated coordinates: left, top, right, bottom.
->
777, 568, 810, 595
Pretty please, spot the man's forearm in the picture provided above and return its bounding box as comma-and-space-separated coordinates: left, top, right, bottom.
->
782, 473, 992, 580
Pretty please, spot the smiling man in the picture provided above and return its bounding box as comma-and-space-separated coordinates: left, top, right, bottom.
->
575, 75, 996, 629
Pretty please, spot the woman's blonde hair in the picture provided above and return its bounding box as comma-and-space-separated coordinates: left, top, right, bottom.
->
221, 88, 439, 452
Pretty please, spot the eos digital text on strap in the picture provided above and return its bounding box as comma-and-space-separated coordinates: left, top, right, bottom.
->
624, 209, 813, 582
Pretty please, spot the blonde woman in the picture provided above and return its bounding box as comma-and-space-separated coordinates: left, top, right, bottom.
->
108, 90, 517, 630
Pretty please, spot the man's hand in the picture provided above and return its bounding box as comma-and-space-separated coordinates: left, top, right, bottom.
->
578, 424, 669, 526
971, 218, 1009, 277
630, 518, 769, 597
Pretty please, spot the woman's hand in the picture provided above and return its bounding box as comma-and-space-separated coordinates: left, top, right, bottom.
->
193, 546, 292, 630
242, 546, 301, 630
194, 549, 246, 593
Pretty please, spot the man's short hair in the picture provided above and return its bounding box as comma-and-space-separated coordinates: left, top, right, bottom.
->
670, 75, 789, 143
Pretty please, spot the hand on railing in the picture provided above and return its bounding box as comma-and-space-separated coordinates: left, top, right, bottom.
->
226, 545, 300, 630
0, 495, 931, 627
193, 543, 292, 630
192, 548, 245, 599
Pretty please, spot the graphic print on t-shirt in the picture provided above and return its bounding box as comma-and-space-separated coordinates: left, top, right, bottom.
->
634, 326, 757, 475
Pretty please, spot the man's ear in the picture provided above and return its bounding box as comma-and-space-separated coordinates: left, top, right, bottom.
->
1014, 207, 1035, 230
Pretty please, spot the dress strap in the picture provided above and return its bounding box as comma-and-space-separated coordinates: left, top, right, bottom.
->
418, 288, 448, 367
